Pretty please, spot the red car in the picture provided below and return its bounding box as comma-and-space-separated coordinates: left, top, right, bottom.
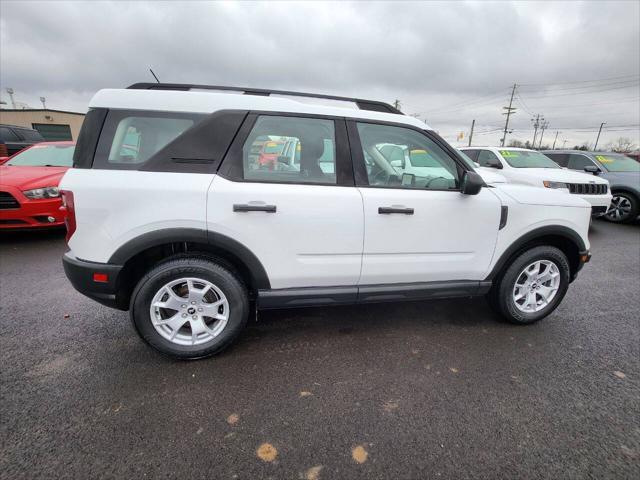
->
0, 141, 75, 229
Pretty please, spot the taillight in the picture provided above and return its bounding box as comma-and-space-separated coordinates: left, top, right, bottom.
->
60, 190, 76, 243
0, 143, 8, 157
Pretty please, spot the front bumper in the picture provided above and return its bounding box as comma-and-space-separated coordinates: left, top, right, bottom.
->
0, 185, 65, 229
576, 192, 612, 216
62, 252, 125, 309
572, 249, 591, 281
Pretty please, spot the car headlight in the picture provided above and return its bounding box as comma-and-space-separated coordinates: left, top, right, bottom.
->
22, 186, 60, 199
543, 181, 569, 190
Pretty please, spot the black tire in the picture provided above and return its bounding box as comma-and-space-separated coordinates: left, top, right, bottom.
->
604, 191, 639, 224
487, 246, 570, 325
130, 256, 249, 359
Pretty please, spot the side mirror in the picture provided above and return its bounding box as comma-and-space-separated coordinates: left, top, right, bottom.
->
584, 165, 601, 175
486, 159, 503, 169
461, 171, 485, 195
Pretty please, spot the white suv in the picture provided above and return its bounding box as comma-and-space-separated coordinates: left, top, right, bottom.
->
60, 83, 593, 359
460, 147, 612, 216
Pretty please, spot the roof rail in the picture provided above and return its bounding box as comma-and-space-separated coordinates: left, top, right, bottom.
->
127, 82, 403, 115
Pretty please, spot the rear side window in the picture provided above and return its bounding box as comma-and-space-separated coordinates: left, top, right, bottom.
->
242, 115, 337, 185
545, 153, 568, 167
463, 149, 480, 161
94, 110, 204, 169
17, 129, 45, 141
0, 127, 20, 141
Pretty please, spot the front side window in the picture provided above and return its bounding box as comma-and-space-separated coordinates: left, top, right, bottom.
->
242, 116, 336, 184
498, 149, 561, 169
477, 150, 500, 167
6, 143, 75, 167
593, 153, 640, 172
356, 123, 459, 190
567, 154, 595, 171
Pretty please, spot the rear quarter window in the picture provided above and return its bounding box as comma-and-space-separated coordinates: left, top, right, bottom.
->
94, 110, 204, 169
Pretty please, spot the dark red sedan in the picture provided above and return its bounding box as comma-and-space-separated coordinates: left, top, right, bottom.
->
0, 141, 75, 229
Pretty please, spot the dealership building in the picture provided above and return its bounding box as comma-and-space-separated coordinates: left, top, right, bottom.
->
0, 109, 86, 141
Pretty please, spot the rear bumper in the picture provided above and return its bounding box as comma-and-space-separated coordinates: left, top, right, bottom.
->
62, 252, 125, 309
0, 186, 65, 228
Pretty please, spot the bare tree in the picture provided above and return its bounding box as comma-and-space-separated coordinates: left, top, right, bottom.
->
507, 139, 524, 147
605, 137, 637, 153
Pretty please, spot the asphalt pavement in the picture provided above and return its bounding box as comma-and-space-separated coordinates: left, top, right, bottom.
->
1, 220, 639, 479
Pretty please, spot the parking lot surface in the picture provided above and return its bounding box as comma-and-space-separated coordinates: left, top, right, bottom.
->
1, 220, 639, 479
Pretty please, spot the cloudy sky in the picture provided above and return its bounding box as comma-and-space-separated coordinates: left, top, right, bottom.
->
1, 0, 638, 149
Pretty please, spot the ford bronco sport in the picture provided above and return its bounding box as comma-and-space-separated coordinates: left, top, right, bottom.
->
61, 83, 592, 359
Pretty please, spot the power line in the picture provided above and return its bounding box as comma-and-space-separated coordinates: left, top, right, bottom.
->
518, 74, 639, 87
519, 78, 639, 93
519, 83, 639, 99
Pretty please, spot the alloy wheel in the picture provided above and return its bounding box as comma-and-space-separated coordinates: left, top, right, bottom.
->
149, 277, 229, 346
512, 260, 561, 313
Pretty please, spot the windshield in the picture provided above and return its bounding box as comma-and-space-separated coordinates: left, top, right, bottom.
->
594, 153, 640, 172
6, 144, 75, 167
499, 149, 560, 168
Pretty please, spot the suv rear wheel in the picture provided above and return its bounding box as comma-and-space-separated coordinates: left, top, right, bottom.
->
488, 246, 570, 324
130, 257, 249, 359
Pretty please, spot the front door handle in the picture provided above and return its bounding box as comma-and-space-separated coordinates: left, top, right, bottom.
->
378, 206, 414, 215
233, 204, 277, 213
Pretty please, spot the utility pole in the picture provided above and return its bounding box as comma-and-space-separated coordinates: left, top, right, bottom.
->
594, 122, 606, 151
393, 99, 402, 111
562, 139, 568, 149
552, 131, 559, 149
468, 119, 475, 147
501, 84, 517, 147
6, 88, 16, 109
538, 121, 549, 149
531, 114, 542, 148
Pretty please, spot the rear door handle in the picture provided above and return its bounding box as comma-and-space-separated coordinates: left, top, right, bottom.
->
233, 204, 277, 213
378, 206, 414, 215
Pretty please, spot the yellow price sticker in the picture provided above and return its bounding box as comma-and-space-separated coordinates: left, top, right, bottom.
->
500, 150, 519, 157
595, 155, 614, 163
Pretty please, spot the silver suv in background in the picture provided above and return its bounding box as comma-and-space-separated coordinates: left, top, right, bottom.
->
545, 151, 640, 223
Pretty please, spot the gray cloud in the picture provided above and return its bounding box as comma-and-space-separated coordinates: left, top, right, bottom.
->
1, 0, 638, 148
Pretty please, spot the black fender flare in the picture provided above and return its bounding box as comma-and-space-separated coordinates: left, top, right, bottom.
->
485, 225, 586, 281
109, 228, 271, 289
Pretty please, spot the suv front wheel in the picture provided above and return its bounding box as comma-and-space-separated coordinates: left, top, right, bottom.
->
130, 257, 249, 359
488, 246, 570, 324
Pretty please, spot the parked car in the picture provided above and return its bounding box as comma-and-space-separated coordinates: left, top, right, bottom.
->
60, 83, 592, 359
545, 150, 640, 223
457, 149, 507, 184
0, 141, 75, 229
0, 124, 45, 158
460, 147, 612, 217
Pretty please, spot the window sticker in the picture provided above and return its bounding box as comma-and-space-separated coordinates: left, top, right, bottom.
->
595, 155, 614, 163
500, 150, 520, 157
